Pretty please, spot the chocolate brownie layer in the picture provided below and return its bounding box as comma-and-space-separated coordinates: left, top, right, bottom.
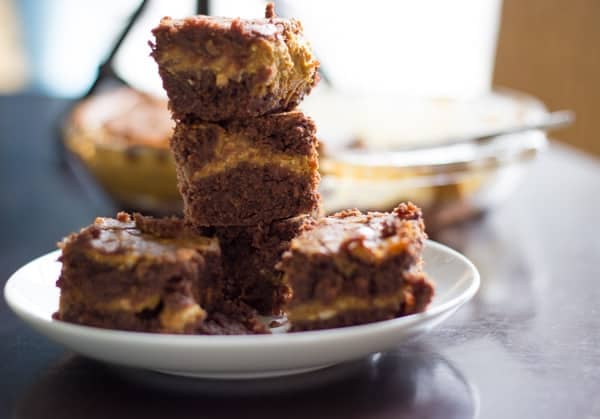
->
286, 307, 401, 332
56, 213, 223, 334
214, 212, 316, 315
171, 111, 320, 226
196, 300, 270, 335
277, 203, 435, 331
150, 4, 319, 121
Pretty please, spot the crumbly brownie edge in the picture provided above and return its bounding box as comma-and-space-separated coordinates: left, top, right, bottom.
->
196, 312, 270, 335
403, 271, 435, 314
132, 213, 187, 238
150, 13, 301, 52
158, 69, 315, 122
197, 302, 271, 335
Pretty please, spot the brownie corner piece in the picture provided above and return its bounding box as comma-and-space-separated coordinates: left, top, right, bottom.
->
55, 213, 223, 334
278, 202, 435, 331
172, 111, 320, 227
150, 5, 319, 121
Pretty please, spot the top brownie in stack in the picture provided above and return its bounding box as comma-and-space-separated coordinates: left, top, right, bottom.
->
150, 4, 319, 122
149, 4, 322, 319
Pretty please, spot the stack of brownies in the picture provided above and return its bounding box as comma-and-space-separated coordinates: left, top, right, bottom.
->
151, 3, 321, 317
54, 5, 434, 335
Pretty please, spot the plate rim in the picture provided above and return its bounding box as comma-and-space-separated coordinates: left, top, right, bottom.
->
4, 240, 480, 347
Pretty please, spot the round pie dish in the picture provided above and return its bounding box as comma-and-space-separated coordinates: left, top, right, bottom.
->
62, 87, 181, 214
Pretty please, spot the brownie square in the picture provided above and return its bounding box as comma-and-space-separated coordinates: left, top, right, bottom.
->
277, 203, 435, 331
214, 212, 316, 315
171, 110, 320, 226
150, 4, 319, 122
55, 213, 223, 334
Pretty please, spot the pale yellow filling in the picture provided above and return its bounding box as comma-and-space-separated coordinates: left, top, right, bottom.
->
160, 303, 206, 333
62, 291, 162, 314
82, 236, 217, 269
191, 133, 313, 180
288, 289, 407, 322
61, 291, 205, 333
101, 294, 161, 312
83, 250, 146, 269
161, 39, 282, 88
160, 28, 316, 94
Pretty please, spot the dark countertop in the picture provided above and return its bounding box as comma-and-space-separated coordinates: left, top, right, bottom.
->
1, 94, 599, 419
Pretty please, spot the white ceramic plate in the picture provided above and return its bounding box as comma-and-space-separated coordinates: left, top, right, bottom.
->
4, 240, 479, 379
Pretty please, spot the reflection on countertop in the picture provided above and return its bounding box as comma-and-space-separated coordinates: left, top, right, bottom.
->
15, 343, 477, 419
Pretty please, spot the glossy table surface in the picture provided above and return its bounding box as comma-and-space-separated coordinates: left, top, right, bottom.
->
1, 94, 599, 419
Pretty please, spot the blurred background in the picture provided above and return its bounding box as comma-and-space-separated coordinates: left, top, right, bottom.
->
1, 0, 597, 153
0, 0, 597, 234
2, 3, 599, 416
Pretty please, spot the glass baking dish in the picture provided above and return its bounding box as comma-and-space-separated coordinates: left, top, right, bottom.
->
319, 131, 547, 232
304, 87, 549, 231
